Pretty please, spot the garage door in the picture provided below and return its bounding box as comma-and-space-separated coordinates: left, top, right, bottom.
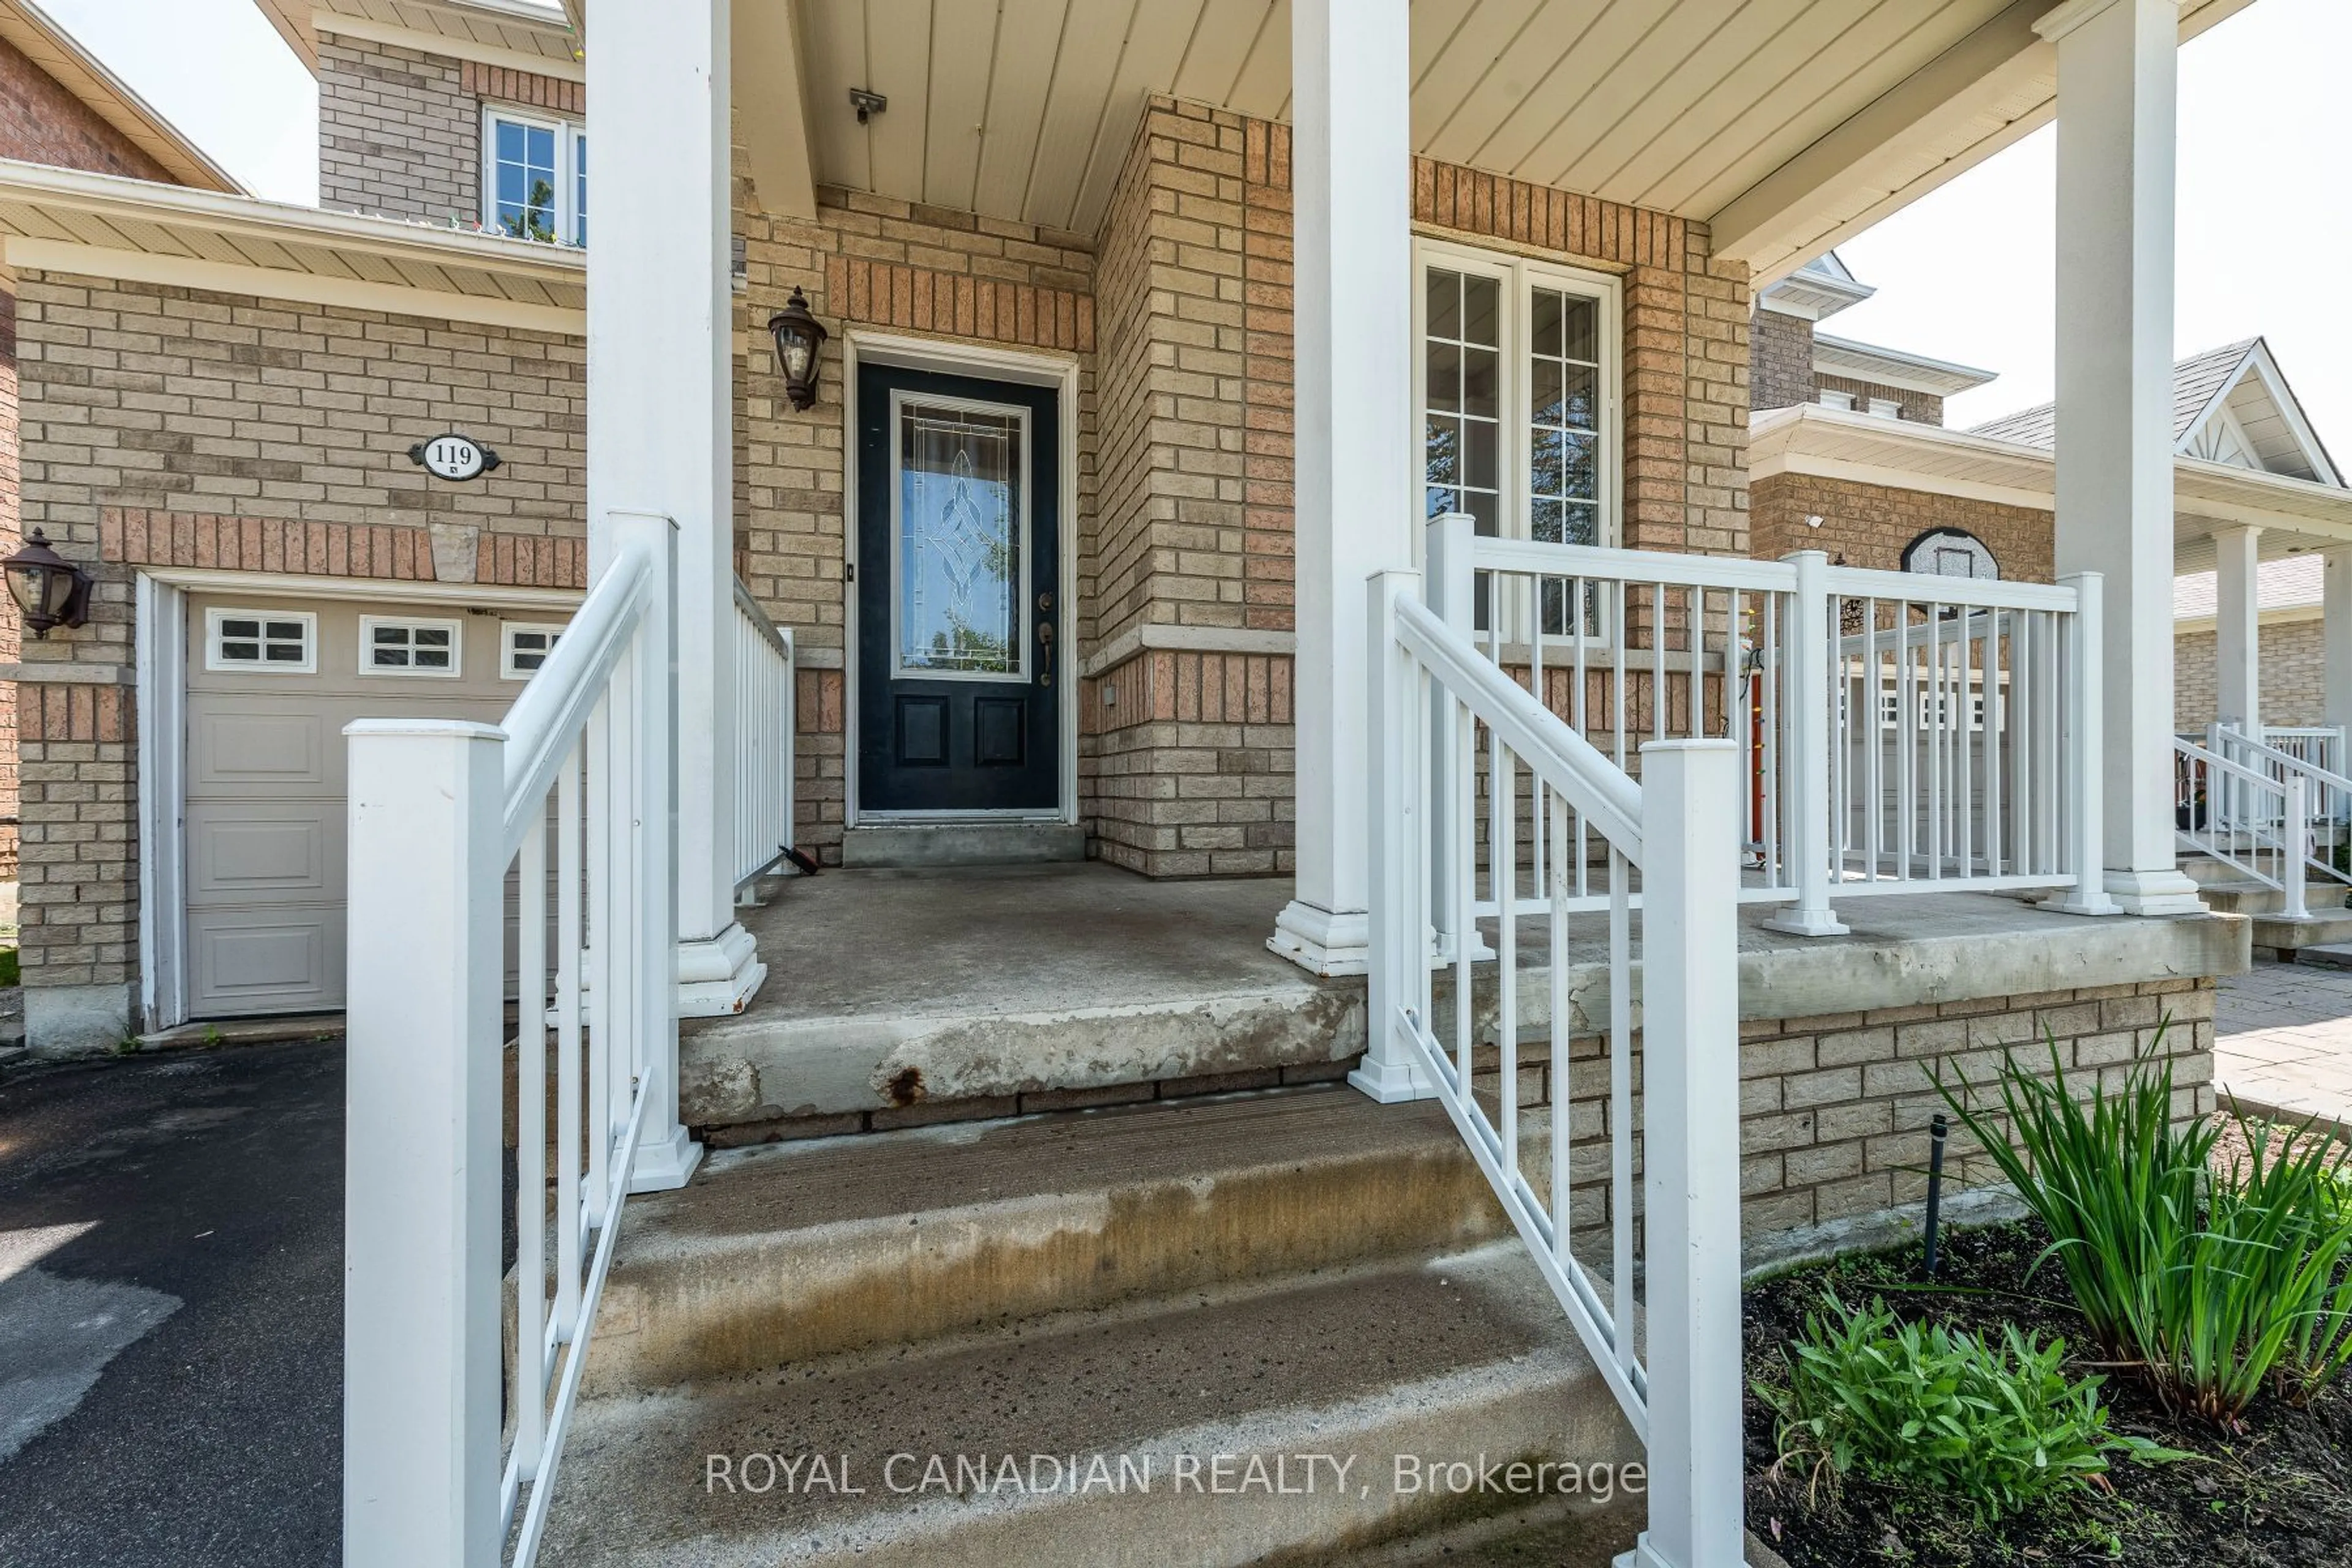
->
183, 595, 568, 1018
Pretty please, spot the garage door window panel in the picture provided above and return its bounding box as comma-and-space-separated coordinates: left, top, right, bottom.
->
206, 608, 316, 674
360, 616, 463, 677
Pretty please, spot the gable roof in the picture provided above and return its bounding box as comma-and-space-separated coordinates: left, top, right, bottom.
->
1969, 338, 2340, 486
0, 0, 242, 193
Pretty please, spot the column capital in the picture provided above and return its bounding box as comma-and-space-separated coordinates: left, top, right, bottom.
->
2034, 0, 2179, 44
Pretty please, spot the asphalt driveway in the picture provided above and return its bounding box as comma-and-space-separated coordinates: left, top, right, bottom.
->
0, 1039, 343, 1567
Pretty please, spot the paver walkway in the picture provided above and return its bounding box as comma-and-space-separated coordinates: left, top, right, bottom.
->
2215, 962, 2352, 1134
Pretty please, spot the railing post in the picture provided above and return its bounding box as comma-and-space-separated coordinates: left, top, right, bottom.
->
1763, 550, 1847, 935
1355, 566, 1436, 1103
2046, 571, 2119, 915
342, 718, 507, 1568
611, 510, 701, 1194
1425, 511, 1477, 964
2285, 771, 2311, 921
1629, 739, 1747, 1568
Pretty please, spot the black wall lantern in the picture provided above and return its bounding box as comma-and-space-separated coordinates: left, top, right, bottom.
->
767, 286, 829, 411
3, 529, 92, 638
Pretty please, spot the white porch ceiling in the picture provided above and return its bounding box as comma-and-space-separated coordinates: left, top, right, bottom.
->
776, 0, 2250, 270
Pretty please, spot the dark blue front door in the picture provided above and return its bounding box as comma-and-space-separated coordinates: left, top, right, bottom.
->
856, 364, 1060, 813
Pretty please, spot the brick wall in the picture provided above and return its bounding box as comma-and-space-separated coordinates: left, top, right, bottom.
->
0, 37, 173, 183
1816, 373, 1942, 426
12, 271, 587, 1001
319, 32, 483, 222
2175, 618, 2325, 730
1751, 307, 1815, 410
1752, 472, 2054, 583
0, 285, 16, 879
1474, 976, 2215, 1243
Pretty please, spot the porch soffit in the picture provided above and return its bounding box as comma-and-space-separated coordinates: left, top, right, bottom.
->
763, 0, 2247, 270
0, 159, 585, 330
1752, 404, 2352, 571
306, 0, 578, 70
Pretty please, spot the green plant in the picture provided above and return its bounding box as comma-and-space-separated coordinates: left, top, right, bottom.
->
1930, 1026, 2352, 1424
1756, 1290, 2181, 1522
0, 948, 19, 987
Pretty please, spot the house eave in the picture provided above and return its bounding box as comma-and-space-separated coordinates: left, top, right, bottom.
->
0, 0, 246, 194
1811, 332, 1999, 397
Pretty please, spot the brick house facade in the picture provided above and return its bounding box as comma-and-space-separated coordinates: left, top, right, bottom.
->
0, 23, 233, 888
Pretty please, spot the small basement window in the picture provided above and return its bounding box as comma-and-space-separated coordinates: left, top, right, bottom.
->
501, 623, 564, 680
206, 608, 315, 673
360, 616, 462, 676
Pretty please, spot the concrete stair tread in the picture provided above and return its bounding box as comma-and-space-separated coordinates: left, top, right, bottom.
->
635, 1086, 1460, 1242
543, 1243, 1632, 1568
590, 1087, 1517, 1390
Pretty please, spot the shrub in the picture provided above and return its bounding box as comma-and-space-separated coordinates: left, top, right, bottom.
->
1931, 1026, 2352, 1424
1756, 1291, 2179, 1522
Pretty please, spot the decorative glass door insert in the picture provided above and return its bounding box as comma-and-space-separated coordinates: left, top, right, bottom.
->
892, 397, 1027, 681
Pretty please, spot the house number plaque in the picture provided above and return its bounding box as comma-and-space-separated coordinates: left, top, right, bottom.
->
409, 432, 502, 482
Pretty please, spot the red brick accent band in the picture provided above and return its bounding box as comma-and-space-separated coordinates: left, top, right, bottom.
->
24, 683, 129, 742
1083, 650, 1294, 734
100, 507, 587, 590
795, 668, 843, 736
461, 61, 584, 116
823, 256, 1095, 355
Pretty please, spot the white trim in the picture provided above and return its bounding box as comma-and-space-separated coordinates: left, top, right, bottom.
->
204, 605, 318, 674
1866, 397, 1903, 420
142, 565, 581, 611
135, 573, 187, 1033
1812, 331, 1997, 396
1078, 622, 1297, 681
315, 12, 584, 80
1410, 236, 1624, 559
840, 329, 1082, 828
884, 388, 1033, 685
1, 236, 582, 336
1817, 388, 1855, 412
357, 613, 466, 677
499, 620, 565, 679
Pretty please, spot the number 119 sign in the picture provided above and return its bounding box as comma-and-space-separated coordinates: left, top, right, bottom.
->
409, 432, 502, 481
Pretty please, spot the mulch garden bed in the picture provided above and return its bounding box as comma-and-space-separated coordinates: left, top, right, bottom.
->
1741, 1152, 2352, 1565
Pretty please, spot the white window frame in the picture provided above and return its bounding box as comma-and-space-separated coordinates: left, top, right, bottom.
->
481, 105, 586, 246
203, 606, 316, 674
358, 614, 464, 677
1818, 389, 1856, 411
1411, 237, 1624, 560
500, 621, 565, 680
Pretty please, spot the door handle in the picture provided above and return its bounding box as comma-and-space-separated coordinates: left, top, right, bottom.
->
1037, 597, 1054, 687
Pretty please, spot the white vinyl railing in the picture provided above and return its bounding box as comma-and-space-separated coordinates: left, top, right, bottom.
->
1433, 513, 2111, 934
2176, 732, 2310, 916
344, 512, 685, 1568
2196, 722, 2351, 894
1363, 521, 1747, 1568
730, 578, 795, 890
2263, 724, 2348, 784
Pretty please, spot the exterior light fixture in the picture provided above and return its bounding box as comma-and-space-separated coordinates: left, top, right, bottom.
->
2, 528, 92, 638
767, 285, 830, 412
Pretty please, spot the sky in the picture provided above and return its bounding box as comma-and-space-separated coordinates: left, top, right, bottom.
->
29, 0, 2352, 448
1828, 0, 2352, 440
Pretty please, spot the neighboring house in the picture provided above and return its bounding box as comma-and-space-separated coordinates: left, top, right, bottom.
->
0, 1, 2295, 1558
1751, 251, 1999, 426
2173, 552, 2330, 733
0, 0, 239, 887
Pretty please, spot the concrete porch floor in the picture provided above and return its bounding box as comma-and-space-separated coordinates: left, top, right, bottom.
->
678, 864, 2248, 1141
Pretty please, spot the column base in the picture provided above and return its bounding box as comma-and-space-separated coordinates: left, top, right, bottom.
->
2099, 867, 2208, 916
1268, 900, 1371, 977
1760, 906, 1850, 938
677, 922, 767, 1017
627, 1121, 703, 1193
1614, 1537, 1752, 1568
2040, 883, 2124, 916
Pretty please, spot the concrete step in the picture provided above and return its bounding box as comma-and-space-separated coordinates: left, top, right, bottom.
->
539, 1240, 1638, 1568
586, 1085, 1515, 1393
2250, 909, 2352, 959
2193, 879, 2351, 917
840, 822, 1087, 868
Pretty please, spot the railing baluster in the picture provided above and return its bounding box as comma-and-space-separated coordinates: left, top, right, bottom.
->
555, 741, 584, 1342
584, 693, 613, 1228
1547, 787, 1570, 1267
516, 807, 549, 1482
1608, 843, 1634, 1378
1497, 743, 1518, 1184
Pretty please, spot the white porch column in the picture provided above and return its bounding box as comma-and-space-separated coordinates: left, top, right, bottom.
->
588, 0, 767, 1018
2213, 525, 2261, 737
2324, 547, 2352, 739
2041, 0, 2203, 914
1270, 0, 1415, 978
